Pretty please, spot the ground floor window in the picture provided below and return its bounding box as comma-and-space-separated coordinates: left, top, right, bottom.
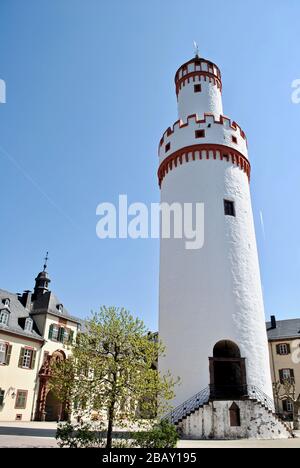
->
15, 390, 28, 409
0, 389, 5, 406
283, 400, 294, 413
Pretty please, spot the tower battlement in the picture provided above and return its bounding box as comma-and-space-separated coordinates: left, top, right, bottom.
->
175, 57, 223, 121
159, 113, 248, 165
175, 58, 222, 96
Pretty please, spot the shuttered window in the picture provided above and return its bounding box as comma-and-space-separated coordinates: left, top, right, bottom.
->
18, 348, 36, 369
282, 400, 293, 413
279, 368, 295, 384
49, 324, 74, 344
0, 343, 11, 365
48, 324, 59, 341
276, 343, 290, 355
0, 343, 6, 364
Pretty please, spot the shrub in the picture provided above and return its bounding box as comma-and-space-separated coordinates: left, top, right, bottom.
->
133, 420, 179, 448
56, 421, 105, 448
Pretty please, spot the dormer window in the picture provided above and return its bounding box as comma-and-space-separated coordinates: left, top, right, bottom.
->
57, 304, 64, 314
0, 310, 9, 326
2, 299, 10, 309
25, 318, 33, 333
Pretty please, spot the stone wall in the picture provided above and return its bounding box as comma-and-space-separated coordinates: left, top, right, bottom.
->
178, 400, 291, 440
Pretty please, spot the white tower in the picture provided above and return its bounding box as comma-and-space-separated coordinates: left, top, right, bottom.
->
158, 55, 274, 416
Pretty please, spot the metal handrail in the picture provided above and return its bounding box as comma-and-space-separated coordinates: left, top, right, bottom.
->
163, 386, 210, 424
163, 384, 275, 425
246, 385, 275, 412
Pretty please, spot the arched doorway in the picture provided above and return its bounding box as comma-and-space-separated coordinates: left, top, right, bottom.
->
209, 340, 247, 399
45, 390, 62, 422
35, 350, 68, 421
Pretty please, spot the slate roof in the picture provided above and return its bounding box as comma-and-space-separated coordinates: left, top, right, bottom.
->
0, 289, 43, 341
31, 290, 81, 324
266, 318, 300, 341
0, 286, 83, 341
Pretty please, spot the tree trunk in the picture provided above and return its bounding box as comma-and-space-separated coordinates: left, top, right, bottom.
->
293, 403, 300, 431
106, 399, 115, 449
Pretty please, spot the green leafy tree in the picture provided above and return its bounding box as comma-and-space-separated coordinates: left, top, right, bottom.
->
49, 307, 177, 448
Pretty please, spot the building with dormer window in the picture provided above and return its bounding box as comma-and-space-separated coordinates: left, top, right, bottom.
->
0, 261, 82, 422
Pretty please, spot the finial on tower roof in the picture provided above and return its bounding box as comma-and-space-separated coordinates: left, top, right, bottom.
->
193, 41, 200, 58
43, 251, 49, 272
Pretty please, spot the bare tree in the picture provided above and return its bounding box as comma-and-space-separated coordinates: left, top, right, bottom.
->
273, 380, 300, 430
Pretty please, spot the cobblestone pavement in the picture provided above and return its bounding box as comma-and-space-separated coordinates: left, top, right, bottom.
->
0, 422, 299, 448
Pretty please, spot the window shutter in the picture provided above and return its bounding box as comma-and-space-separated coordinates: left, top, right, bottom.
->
48, 324, 54, 340
287, 344, 291, 354
69, 330, 74, 344
31, 350, 37, 370
18, 348, 25, 368
58, 327, 65, 343
276, 344, 281, 355
5, 345, 12, 365
279, 369, 284, 384
290, 369, 295, 382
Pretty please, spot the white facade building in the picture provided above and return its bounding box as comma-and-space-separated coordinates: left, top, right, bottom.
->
158, 56, 287, 438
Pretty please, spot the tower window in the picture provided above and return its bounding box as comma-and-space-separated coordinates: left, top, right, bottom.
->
224, 200, 236, 217
165, 143, 171, 153
232, 136, 237, 144
195, 130, 205, 139
194, 84, 202, 93
229, 403, 241, 427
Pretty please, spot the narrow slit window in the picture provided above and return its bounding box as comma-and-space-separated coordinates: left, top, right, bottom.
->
224, 200, 235, 217
194, 84, 202, 93
165, 143, 171, 153
232, 136, 237, 144
195, 130, 205, 139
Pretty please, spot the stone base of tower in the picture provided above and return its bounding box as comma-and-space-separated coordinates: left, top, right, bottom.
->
177, 400, 291, 440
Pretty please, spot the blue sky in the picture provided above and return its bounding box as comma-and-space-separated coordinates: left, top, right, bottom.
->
0, 0, 300, 330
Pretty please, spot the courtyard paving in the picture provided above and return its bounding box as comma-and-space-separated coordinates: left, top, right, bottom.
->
0, 422, 299, 448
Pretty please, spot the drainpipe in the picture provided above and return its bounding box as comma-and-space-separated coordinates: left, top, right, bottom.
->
270, 342, 279, 413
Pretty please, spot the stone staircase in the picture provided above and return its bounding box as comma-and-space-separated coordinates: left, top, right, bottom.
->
163, 386, 293, 440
